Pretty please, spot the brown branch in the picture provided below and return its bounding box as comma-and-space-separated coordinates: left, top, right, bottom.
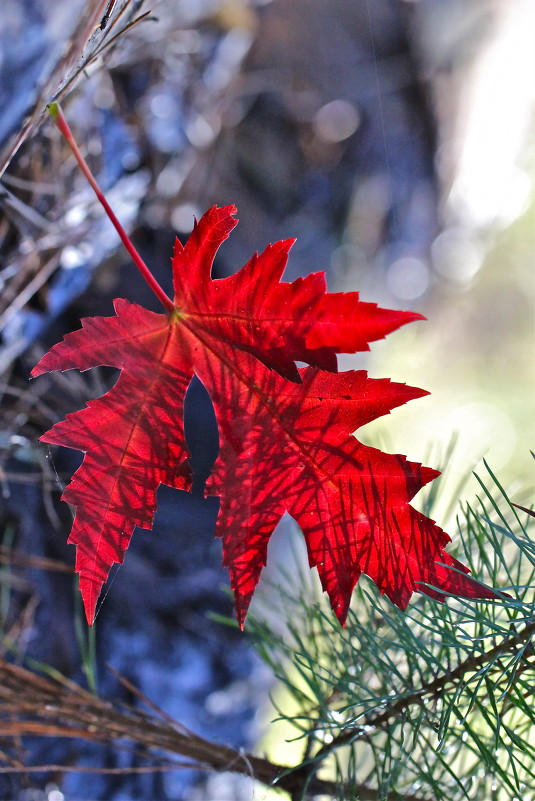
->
0, 658, 426, 800
89, 10, 155, 64
0, 763, 199, 774
0, 546, 72, 574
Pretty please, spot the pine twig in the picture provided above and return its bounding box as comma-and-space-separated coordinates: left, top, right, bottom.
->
313, 616, 535, 759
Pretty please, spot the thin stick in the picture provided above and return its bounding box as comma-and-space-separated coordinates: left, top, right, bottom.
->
47, 102, 174, 313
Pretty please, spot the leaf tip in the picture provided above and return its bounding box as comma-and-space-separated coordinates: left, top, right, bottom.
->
329, 592, 351, 627
394, 309, 427, 331
234, 595, 250, 631
223, 203, 238, 218
80, 578, 100, 627
236, 604, 247, 630
173, 237, 184, 259
30, 353, 55, 379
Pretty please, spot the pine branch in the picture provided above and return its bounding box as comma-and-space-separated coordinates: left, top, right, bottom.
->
313, 614, 535, 760
245, 463, 535, 799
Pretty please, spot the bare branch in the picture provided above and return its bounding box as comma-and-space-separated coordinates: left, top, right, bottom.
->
0, 658, 433, 800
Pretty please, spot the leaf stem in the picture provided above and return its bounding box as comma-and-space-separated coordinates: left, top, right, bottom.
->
47, 102, 174, 313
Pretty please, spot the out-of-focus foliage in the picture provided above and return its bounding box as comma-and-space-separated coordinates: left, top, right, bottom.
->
352, 0, 535, 514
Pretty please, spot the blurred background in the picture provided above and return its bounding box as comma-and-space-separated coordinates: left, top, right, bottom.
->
0, 0, 533, 799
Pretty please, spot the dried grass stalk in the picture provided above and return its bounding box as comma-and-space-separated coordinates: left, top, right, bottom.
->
0, 658, 346, 799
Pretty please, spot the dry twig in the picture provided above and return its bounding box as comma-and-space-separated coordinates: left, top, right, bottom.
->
0, 659, 432, 800
0, 0, 148, 177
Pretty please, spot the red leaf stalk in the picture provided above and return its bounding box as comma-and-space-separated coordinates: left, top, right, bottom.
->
46, 102, 174, 313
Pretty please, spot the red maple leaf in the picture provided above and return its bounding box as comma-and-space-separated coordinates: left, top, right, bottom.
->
32, 205, 496, 626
